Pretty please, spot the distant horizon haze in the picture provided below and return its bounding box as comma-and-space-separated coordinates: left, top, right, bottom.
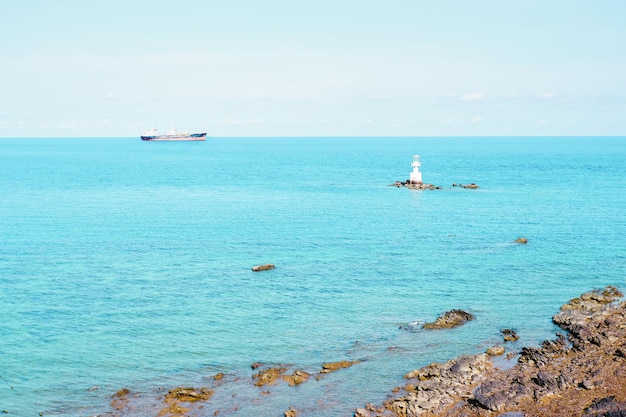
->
1, 1, 625, 137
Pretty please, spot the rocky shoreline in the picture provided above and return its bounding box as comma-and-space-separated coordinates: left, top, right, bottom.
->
105, 287, 626, 417
356, 286, 626, 417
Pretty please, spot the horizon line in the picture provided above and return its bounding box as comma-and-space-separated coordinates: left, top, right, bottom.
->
1, 134, 625, 139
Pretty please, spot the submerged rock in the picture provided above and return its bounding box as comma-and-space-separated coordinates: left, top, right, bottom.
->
253, 367, 287, 387
282, 370, 310, 386
110, 388, 131, 411
164, 387, 213, 403
453, 183, 480, 189
284, 407, 298, 417
320, 360, 359, 373
158, 387, 213, 417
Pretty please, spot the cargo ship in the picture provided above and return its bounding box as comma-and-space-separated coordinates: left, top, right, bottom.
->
140, 128, 207, 141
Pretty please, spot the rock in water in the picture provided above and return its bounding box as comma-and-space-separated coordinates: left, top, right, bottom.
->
252, 264, 275, 272
422, 309, 475, 329
320, 360, 359, 373
501, 328, 519, 342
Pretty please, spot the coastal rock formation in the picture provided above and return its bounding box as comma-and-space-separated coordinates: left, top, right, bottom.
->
501, 328, 519, 342
108, 287, 626, 417
422, 309, 475, 330
514, 237, 528, 244
320, 360, 360, 373
355, 286, 626, 417
110, 388, 132, 411
284, 407, 298, 417
163, 387, 213, 403
252, 263, 275, 272
253, 367, 287, 387
390, 181, 441, 190
282, 370, 310, 386
486, 346, 505, 356
452, 183, 480, 189
159, 387, 213, 417
375, 354, 494, 416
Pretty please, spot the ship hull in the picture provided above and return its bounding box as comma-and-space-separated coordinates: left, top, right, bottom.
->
141, 133, 207, 141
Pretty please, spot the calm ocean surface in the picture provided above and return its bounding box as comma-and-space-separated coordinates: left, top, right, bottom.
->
1, 136, 625, 416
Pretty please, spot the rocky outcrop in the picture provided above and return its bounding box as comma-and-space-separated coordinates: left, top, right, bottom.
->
355, 286, 626, 417
371, 354, 494, 416
253, 367, 287, 387
452, 183, 480, 189
486, 346, 505, 356
422, 309, 475, 330
252, 264, 275, 272
583, 396, 626, 417
282, 370, 310, 386
459, 287, 625, 416
110, 388, 132, 412
284, 407, 298, 417
320, 360, 360, 373
107, 288, 626, 417
159, 387, 213, 417
163, 387, 213, 403
390, 181, 441, 190
514, 237, 528, 244
501, 328, 519, 342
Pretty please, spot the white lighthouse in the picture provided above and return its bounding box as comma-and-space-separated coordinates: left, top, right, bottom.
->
409, 154, 423, 184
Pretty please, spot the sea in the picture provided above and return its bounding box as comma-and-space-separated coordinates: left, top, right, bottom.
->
1, 136, 625, 417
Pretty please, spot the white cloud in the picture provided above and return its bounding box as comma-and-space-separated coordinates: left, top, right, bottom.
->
471, 115, 482, 123
542, 92, 559, 99
459, 92, 485, 101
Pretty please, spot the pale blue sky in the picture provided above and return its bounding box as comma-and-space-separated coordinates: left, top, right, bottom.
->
1, 0, 625, 137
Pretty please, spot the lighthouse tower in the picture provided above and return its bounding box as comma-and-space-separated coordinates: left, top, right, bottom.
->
409, 155, 423, 184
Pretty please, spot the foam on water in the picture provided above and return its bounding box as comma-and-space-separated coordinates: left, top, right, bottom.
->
0, 136, 625, 416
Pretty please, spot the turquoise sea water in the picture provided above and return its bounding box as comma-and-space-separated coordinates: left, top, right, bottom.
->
1, 136, 625, 416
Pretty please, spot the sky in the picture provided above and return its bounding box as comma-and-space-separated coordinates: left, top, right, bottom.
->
1, 0, 625, 137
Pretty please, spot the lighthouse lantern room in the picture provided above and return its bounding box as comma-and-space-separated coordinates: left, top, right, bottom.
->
409, 154, 423, 184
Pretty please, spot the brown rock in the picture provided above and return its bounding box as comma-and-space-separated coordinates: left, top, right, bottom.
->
502, 329, 519, 342
515, 237, 528, 244
486, 346, 505, 356
113, 388, 130, 398
423, 309, 475, 330
354, 408, 370, 417
110, 388, 131, 411
382, 354, 493, 416
158, 404, 190, 417
164, 387, 213, 403
284, 407, 298, 417
252, 264, 275, 272
391, 181, 441, 190
358, 286, 626, 417
320, 360, 359, 373
253, 367, 287, 387
282, 370, 310, 386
